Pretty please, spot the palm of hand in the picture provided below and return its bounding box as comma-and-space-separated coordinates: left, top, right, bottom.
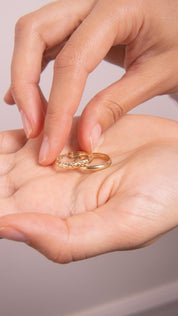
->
0, 115, 178, 262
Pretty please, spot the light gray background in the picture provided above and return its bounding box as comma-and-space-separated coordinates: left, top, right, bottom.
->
0, 1, 178, 315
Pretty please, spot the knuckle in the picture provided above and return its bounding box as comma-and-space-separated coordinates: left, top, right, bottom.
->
105, 99, 125, 122
47, 107, 72, 126
93, 91, 108, 105
47, 109, 61, 124
15, 13, 38, 36
54, 45, 82, 72
95, 92, 125, 122
15, 15, 29, 34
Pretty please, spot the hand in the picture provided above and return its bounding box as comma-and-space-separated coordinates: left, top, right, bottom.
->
4, 0, 178, 165
0, 115, 178, 263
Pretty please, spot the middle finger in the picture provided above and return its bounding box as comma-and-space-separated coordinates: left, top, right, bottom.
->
10, 0, 97, 138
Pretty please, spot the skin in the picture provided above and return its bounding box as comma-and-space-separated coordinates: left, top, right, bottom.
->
4, 0, 178, 165
0, 115, 178, 263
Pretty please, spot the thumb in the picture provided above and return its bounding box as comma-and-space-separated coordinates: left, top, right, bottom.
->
78, 54, 171, 151
0, 206, 119, 263
0, 195, 137, 263
0, 194, 173, 262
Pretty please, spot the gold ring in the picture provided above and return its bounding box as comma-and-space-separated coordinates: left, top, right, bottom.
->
55, 151, 92, 169
55, 151, 112, 171
80, 152, 112, 171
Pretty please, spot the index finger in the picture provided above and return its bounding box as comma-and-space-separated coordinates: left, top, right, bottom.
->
39, 0, 119, 165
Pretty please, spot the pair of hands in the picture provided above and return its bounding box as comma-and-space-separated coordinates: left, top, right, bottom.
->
0, 115, 178, 263
4, 0, 178, 165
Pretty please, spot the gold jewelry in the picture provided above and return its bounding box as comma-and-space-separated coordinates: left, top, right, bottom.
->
55, 151, 92, 169
80, 152, 112, 171
55, 151, 112, 171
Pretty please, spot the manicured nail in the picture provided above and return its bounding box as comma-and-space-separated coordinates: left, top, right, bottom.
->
20, 110, 32, 138
90, 124, 101, 151
39, 135, 49, 163
0, 227, 28, 243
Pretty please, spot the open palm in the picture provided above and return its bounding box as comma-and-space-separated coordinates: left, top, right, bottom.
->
0, 115, 178, 263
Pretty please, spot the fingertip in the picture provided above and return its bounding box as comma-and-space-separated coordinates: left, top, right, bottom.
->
38, 114, 73, 166
38, 135, 51, 165
78, 112, 93, 152
20, 111, 33, 138
3, 89, 15, 105
90, 124, 102, 151
78, 109, 103, 152
0, 226, 28, 243
0, 213, 70, 263
20, 110, 44, 140
78, 130, 92, 153
38, 135, 60, 166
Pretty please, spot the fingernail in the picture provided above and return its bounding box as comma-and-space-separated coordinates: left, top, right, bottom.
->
0, 227, 28, 243
20, 110, 32, 138
39, 135, 49, 163
90, 124, 101, 151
